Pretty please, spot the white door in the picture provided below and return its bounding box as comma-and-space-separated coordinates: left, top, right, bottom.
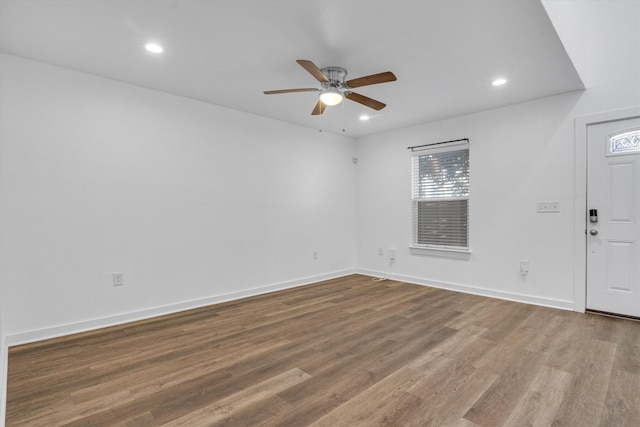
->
586, 117, 640, 317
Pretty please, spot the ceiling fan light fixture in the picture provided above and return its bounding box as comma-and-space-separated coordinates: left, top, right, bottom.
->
320, 90, 343, 106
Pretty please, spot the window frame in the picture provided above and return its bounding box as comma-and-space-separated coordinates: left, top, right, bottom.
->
410, 140, 470, 255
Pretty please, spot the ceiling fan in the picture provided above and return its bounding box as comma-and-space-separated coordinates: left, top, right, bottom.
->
264, 59, 397, 115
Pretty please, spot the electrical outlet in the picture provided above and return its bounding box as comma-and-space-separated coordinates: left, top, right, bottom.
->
313, 251, 318, 260
378, 248, 384, 256
113, 272, 124, 286
389, 248, 396, 261
520, 261, 529, 275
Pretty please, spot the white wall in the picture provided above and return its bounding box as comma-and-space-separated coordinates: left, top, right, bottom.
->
0, 54, 357, 343
355, 0, 640, 309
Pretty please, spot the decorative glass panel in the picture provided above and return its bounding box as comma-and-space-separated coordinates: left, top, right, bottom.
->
609, 129, 640, 154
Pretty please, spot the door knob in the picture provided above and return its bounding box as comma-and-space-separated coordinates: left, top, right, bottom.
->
590, 229, 598, 236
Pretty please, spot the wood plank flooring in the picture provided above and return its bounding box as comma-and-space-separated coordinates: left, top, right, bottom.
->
6, 274, 640, 426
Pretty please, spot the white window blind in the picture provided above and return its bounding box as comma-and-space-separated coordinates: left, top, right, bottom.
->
412, 141, 469, 249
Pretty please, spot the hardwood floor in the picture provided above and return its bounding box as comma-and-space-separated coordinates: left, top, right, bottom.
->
6, 274, 640, 426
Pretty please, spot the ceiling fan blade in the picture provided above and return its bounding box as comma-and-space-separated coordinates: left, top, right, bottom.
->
345, 92, 386, 110
346, 71, 397, 88
297, 60, 329, 83
311, 100, 326, 115
264, 88, 320, 95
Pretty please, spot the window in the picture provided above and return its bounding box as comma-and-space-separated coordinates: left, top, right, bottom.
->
411, 140, 469, 250
609, 129, 640, 155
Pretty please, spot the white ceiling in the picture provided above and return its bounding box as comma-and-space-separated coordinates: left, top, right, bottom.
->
0, 0, 584, 138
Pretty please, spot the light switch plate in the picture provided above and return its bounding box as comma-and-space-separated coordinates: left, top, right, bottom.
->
537, 201, 560, 213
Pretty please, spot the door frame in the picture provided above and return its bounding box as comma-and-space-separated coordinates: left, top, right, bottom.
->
573, 106, 640, 312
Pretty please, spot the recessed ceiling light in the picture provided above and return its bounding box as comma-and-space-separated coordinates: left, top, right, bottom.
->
145, 43, 164, 53
359, 114, 370, 121
492, 78, 507, 86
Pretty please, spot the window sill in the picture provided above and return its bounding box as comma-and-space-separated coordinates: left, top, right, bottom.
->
409, 245, 472, 260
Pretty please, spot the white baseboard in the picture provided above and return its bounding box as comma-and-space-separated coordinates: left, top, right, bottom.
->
5, 269, 355, 348
356, 269, 575, 311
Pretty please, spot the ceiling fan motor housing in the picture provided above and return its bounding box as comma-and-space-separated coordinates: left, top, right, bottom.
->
321, 66, 348, 90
